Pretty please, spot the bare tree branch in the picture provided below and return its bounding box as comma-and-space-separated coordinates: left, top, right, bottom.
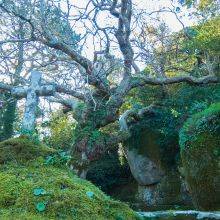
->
131, 75, 220, 88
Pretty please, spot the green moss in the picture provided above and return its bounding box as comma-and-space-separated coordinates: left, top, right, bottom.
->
179, 103, 220, 210
179, 102, 220, 149
0, 137, 139, 220
0, 136, 55, 164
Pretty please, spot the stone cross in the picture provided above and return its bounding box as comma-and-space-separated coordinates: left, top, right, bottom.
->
11, 71, 55, 132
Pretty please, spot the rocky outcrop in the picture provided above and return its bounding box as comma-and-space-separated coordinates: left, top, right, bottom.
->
124, 118, 191, 208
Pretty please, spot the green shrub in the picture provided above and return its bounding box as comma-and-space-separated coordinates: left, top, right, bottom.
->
45, 111, 76, 150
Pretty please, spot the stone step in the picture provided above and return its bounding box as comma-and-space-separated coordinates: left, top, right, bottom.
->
137, 210, 220, 220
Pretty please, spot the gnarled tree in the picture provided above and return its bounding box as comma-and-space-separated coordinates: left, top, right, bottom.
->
0, 0, 219, 178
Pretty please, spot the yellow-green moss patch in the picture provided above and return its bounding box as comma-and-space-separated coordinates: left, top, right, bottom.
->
0, 136, 55, 164
0, 137, 139, 220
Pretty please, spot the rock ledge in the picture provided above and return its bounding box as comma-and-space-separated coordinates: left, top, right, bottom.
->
138, 210, 220, 219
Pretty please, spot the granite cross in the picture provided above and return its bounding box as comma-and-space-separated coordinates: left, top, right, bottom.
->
11, 71, 55, 132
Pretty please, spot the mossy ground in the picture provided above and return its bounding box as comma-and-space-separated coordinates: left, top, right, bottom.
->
0, 137, 139, 220
0, 135, 55, 164
179, 103, 220, 210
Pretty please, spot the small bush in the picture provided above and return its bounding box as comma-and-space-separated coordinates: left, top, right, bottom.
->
45, 112, 76, 150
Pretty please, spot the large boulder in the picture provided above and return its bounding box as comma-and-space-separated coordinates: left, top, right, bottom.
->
0, 137, 139, 220
124, 121, 169, 186
124, 114, 191, 208
125, 148, 164, 186
179, 103, 220, 210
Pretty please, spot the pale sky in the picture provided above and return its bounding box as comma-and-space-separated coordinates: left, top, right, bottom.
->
71, 0, 195, 32
134, 0, 195, 31
68, 0, 196, 59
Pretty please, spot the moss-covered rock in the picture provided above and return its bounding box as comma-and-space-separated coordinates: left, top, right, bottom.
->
0, 137, 139, 220
125, 108, 180, 173
179, 103, 220, 210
